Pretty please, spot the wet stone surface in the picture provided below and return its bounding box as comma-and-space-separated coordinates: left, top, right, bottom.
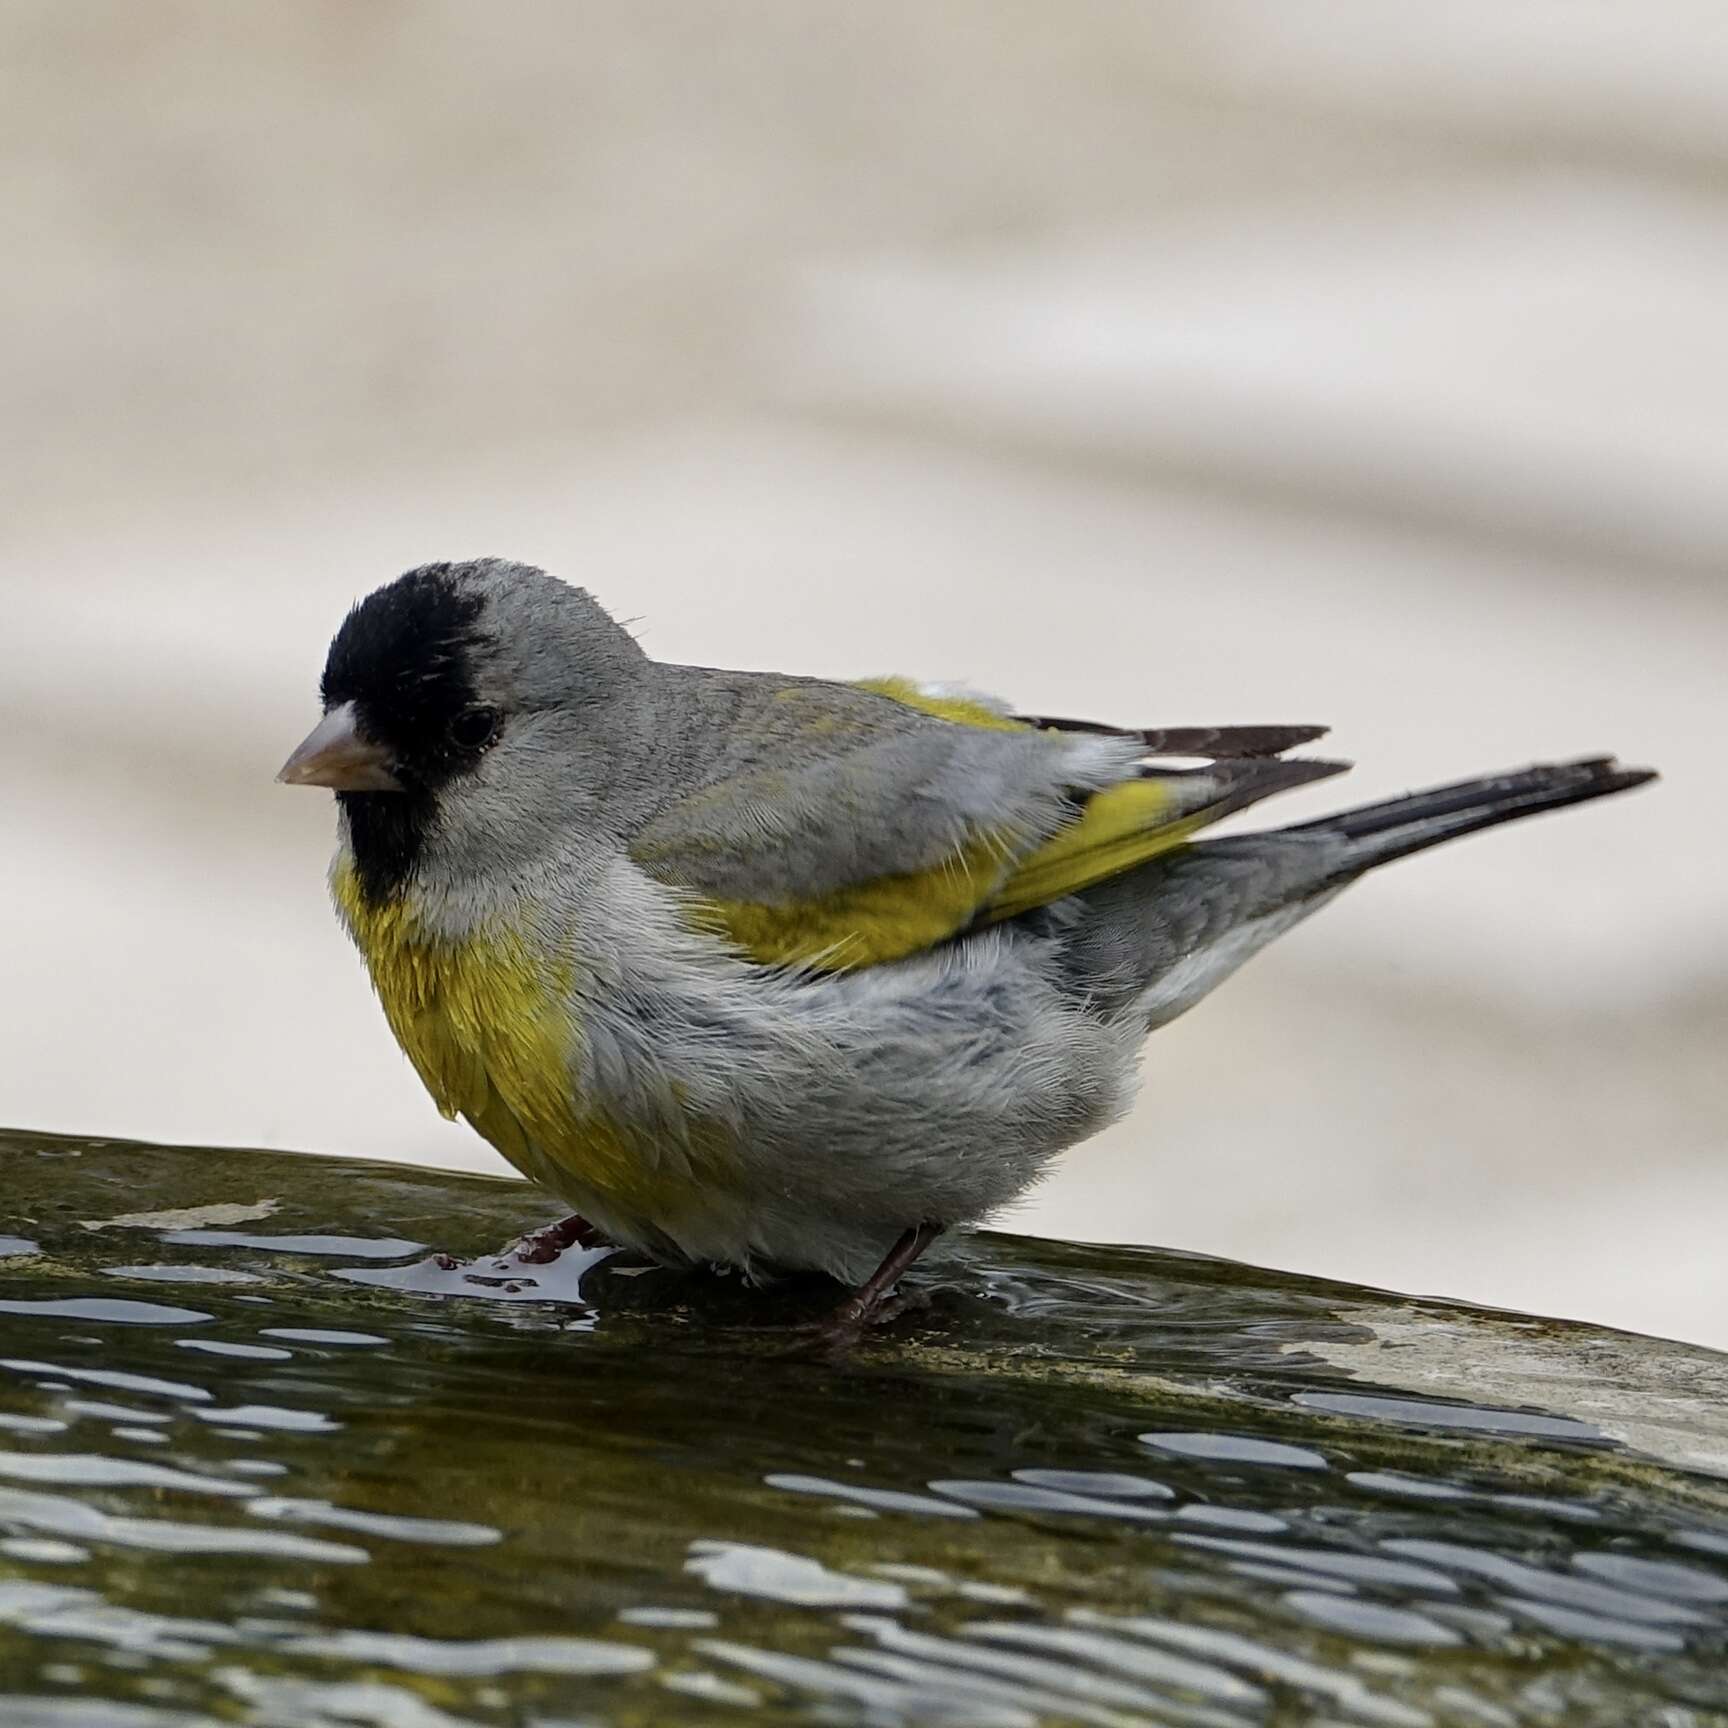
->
2, 1127, 1727, 1726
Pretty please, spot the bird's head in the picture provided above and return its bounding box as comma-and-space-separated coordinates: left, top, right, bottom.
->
279, 558, 648, 905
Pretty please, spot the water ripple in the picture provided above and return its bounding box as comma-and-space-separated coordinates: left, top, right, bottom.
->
765, 1472, 980, 1518
841, 1615, 1237, 1726
1382, 1539, 1711, 1627
1140, 1432, 1328, 1470
175, 1339, 293, 1361
214, 1671, 485, 1728
189, 1404, 339, 1433
1281, 1591, 1462, 1647
1066, 1612, 1431, 1728
1012, 1468, 1173, 1499
0, 1300, 212, 1327
0, 1413, 66, 1435
0, 1580, 240, 1661
0, 1453, 254, 1497
279, 1630, 652, 1676
2, 1361, 210, 1402
699, 1638, 1039, 1728
2, 1700, 207, 1727
0, 1486, 366, 1562
1174, 1535, 1461, 1594
964, 1619, 1265, 1707
247, 1498, 499, 1546
258, 1329, 387, 1346
161, 1231, 425, 1259
687, 1541, 907, 1608
100, 1266, 263, 1286
56, 1401, 169, 1426
929, 1478, 1169, 1520
1294, 1390, 1603, 1442
1571, 1551, 1728, 1603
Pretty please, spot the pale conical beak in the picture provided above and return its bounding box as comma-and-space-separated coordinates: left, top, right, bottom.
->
277, 701, 404, 792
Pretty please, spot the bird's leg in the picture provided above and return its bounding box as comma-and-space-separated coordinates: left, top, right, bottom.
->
431, 1213, 611, 1277
817, 1222, 945, 1340
507, 1214, 610, 1265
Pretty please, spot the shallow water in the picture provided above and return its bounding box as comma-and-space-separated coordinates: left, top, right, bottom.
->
2, 1129, 1727, 1726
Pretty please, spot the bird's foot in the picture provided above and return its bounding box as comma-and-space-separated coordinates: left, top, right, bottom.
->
755, 1222, 945, 1356
421, 1214, 612, 1294
504, 1213, 610, 1265
808, 1282, 933, 1348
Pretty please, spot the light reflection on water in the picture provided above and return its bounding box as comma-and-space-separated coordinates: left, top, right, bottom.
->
1, 1128, 1727, 1727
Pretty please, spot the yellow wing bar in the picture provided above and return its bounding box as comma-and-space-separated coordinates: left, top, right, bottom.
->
696, 777, 1198, 970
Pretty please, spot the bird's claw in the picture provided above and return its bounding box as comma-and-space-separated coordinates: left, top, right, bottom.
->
502, 1214, 608, 1265
742, 1283, 935, 1359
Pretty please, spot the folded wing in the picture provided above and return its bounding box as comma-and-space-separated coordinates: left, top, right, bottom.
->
628, 680, 1346, 970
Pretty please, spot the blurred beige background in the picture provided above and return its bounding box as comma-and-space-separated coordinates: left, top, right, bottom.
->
2, 4, 1723, 1345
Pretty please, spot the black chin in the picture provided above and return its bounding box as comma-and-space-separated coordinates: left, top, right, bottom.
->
339, 787, 438, 909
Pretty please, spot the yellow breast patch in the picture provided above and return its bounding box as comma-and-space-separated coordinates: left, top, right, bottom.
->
331, 860, 680, 1209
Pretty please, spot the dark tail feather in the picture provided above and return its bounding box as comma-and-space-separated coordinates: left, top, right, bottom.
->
1288, 756, 1656, 871
1063, 753, 1654, 1027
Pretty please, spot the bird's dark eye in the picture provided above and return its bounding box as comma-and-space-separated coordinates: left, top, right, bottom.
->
449, 706, 500, 752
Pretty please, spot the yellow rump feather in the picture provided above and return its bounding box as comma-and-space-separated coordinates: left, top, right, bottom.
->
853, 676, 1026, 732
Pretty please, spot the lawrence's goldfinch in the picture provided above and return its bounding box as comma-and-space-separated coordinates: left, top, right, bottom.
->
279, 559, 1654, 1328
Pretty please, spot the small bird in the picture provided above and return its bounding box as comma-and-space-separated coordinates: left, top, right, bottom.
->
280, 558, 1654, 1331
